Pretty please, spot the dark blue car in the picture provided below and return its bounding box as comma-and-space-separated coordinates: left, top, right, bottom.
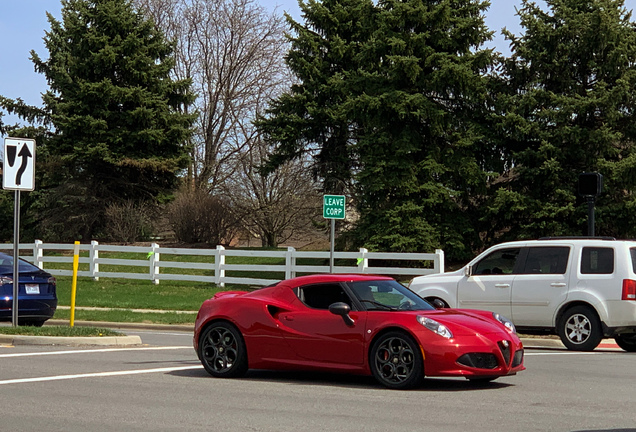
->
0, 252, 57, 326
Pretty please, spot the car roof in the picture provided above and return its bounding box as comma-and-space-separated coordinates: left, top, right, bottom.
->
492, 238, 636, 248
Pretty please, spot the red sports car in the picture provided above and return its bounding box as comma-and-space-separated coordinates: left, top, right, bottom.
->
194, 274, 525, 389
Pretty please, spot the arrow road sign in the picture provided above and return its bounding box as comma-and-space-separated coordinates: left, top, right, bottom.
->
3, 137, 35, 191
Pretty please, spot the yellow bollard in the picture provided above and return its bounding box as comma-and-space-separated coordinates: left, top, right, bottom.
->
70, 241, 80, 327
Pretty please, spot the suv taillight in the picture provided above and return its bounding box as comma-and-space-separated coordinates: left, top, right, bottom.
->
622, 279, 636, 300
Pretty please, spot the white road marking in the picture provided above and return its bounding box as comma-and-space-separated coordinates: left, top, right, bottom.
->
525, 351, 620, 356
0, 346, 192, 358
0, 365, 203, 385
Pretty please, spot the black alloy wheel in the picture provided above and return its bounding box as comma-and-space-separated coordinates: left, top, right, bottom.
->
557, 305, 603, 351
614, 334, 636, 352
369, 331, 424, 390
198, 322, 248, 378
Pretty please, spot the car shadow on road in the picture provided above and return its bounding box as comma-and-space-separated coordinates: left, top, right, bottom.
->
168, 368, 514, 391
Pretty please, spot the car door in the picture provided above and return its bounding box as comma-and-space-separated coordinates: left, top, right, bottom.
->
277, 283, 366, 365
457, 247, 521, 317
511, 246, 571, 326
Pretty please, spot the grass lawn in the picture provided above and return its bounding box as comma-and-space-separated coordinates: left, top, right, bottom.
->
51, 276, 232, 324
0, 325, 121, 337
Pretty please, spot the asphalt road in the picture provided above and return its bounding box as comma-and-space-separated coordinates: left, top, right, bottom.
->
1, 329, 635, 432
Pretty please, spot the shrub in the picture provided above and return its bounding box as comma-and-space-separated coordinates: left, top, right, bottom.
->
167, 188, 239, 245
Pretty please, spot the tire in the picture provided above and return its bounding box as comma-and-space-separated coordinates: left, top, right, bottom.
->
614, 334, 636, 352
18, 319, 46, 327
198, 322, 248, 378
369, 331, 424, 390
425, 297, 449, 309
557, 306, 603, 351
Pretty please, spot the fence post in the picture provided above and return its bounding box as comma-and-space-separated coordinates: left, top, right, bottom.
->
434, 249, 445, 274
90, 240, 100, 281
215, 245, 225, 288
34, 240, 43, 269
285, 247, 296, 280
150, 243, 160, 285
358, 248, 368, 273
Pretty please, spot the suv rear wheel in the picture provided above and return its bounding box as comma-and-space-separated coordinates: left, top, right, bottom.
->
558, 306, 603, 351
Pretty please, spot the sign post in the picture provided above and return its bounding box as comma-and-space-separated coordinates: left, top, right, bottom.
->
3, 137, 36, 326
323, 195, 345, 273
578, 172, 603, 236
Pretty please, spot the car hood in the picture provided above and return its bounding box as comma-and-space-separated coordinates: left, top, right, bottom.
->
409, 268, 464, 285
419, 309, 511, 337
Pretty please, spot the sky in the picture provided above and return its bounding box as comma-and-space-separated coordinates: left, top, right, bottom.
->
1, 0, 636, 127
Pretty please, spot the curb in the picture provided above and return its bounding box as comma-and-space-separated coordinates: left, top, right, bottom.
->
46, 319, 194, 332
0, 334, 142, 347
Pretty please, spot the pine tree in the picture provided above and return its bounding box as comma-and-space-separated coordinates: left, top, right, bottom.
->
260, 0, 496, 260
489, 0, 636, 240
347, 0, 496, 259
28, 0, 195, 239
257, 0, 375, 195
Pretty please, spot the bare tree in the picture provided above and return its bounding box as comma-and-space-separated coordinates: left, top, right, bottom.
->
136, 0, 290, 192
225, 137, 322, 247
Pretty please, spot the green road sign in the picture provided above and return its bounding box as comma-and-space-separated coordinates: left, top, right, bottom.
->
323, 195, 345, 219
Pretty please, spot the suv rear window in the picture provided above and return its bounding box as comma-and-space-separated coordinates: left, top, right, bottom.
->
520, 247, 570, 274
581, 247, 614, 274
630, 248, 636, 273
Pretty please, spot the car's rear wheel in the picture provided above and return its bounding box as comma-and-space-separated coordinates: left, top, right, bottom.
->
18, 319, 46, 327
614, 334, 636, 352
369, 331, 423, 390
558, 306, 602, 351
198, 321, 248, 378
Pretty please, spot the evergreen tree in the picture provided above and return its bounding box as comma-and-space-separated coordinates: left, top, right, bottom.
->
257, 0, 375, 195
489, 0, 636, 240
260, 0, 496, 260
347, 0, 495, 259
2, 0, 195, 240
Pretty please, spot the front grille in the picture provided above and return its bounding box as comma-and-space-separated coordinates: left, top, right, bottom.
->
457, 353, 499, 369
498, 340, 512, 366
512, 349, 524, 367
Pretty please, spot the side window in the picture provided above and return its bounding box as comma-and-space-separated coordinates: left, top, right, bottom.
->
520, 247, 570, 274
581, 247, 614, 274
297, 284, 352, 309
472, 248, 520, 275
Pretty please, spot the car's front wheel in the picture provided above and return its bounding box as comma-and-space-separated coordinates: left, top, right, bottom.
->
198, 321, 248, 378
614, 334, 636, 352
369, 331, 423, 390
558, 306, 602, 351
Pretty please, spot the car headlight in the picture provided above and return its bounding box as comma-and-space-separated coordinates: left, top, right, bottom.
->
417, 315, 453, 339
493, 312, 516, 333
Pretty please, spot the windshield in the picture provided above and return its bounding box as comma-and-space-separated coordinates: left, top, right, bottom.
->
0, 252, 42, 274
347, 279, 435, 311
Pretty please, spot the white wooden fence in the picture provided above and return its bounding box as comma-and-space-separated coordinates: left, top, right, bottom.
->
0, 241, 444, 287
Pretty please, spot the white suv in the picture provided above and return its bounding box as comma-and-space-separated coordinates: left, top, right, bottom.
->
409, 238, 636, 351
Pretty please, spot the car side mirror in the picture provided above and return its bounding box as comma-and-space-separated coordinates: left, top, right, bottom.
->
465, 265, 473, 277
329, 302, 355, 326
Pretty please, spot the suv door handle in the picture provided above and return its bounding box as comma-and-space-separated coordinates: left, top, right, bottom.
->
495, 284, 510, 288
550, 283, 567, 287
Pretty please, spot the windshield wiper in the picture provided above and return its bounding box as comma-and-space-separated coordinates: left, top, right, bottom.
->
360, 299, 397, 311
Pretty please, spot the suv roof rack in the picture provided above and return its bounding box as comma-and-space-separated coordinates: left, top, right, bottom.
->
538, 236, 616, 241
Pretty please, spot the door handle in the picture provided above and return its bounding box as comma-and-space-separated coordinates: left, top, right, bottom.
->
284, 315, 294, 321
495, 284, 510, 288
550, 283, 567, 287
